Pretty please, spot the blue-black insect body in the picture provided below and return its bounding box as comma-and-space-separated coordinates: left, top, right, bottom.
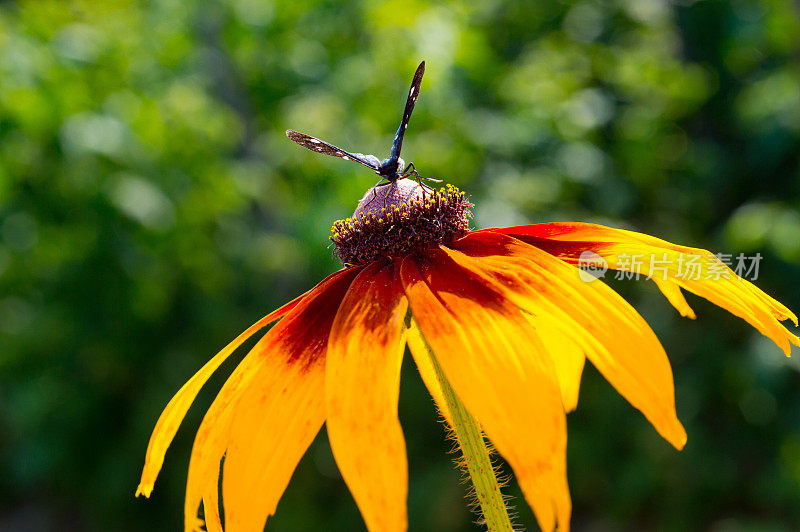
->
286, 61, 438, 188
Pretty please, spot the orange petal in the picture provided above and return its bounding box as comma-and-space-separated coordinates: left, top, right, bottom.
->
406, 318, 453, 426
183, 341, 262, 531
488, 223, 799, 355
220, 354, 325, 532
326, 261, 409, 532
447, 232, 686, 449
136, 291, 306, 499
401, 252, 571, 532
202, 490, 222, 532
182, 267, 361, 531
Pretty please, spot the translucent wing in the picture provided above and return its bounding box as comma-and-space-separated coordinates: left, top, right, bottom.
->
286, 130, 381, 170
389, 61, 425, 161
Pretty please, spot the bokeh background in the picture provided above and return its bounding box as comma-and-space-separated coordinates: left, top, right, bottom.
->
1, 0, 800, 530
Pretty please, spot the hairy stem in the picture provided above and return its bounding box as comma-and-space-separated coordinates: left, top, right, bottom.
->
421, 334, 514, 532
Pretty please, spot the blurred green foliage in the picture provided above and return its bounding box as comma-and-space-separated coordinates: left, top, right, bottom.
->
1, 0, 799, 530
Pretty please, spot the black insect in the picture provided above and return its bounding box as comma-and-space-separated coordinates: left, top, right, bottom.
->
286, 60, 438, 189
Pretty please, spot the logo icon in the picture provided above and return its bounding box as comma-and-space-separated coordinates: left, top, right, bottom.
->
578, 250, 608, 282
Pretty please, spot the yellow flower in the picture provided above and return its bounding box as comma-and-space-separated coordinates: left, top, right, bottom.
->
136, 181, 798, 532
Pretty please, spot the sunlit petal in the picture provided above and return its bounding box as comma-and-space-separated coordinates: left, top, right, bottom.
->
406, 319, 453, 425
326, 261, 409, 532
401, 252, 570, 532
182, 267, 361, 531
136, 292, 306, 498
529, 315, 585, 413
202, 491, 222, 532
488, 223, 800, 354
183, 338, 264, 531
446, 232, 686, 449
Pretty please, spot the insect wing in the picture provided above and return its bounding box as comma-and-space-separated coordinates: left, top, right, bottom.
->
286, 130, 380, 171
390, 60, 425, 161
350, 152, 381, 168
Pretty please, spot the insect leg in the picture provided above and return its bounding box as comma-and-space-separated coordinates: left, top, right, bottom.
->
365, 177, 392, 209
401, 163, 441, 198
382, 179, 399, 210
401, 163, 426, 196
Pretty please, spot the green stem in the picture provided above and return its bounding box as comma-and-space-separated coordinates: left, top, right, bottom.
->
421, 334, 514, 532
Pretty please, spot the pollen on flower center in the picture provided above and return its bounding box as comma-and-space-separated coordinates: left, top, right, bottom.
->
330, 179, 473, 265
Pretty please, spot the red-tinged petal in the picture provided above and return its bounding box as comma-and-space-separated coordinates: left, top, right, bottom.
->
406, 318, 453, 426
182, 267, 362, 531
401, 252, 571, 532
136, 291, 306, 499
446, 232, 686, 449
487, 223, 799, 354
326, 261, 409, 532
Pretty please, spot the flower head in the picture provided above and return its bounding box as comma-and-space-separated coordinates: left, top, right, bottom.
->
137, 180, 798, 532
331, 181, 471, 265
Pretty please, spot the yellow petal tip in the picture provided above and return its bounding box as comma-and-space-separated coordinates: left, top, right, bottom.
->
671, 425, 688, 451
135, 484, 153, 498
